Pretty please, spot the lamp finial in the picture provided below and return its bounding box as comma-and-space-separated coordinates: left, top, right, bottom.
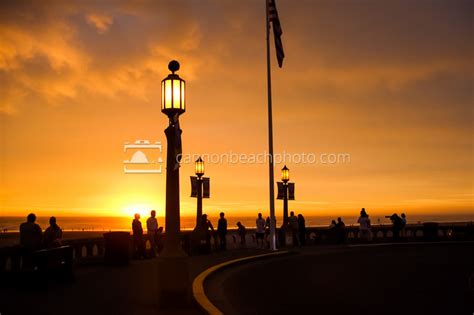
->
168, 60, 180, 74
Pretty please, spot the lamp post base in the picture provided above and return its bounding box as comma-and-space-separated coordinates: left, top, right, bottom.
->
190, 227, 209, 255
279, 223, 291, 247
157, 255, 190, 308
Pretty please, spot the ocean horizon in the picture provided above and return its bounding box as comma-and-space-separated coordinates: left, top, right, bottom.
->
1, 213, 473, 232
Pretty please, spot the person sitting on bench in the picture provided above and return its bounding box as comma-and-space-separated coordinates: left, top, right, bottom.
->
43, 216, 63, 248
20, 213, 43, 251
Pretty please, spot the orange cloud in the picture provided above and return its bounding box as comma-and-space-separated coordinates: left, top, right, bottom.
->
85, 13, 114, 34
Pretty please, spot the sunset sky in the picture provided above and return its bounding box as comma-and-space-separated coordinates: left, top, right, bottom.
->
1, 0, 473, 220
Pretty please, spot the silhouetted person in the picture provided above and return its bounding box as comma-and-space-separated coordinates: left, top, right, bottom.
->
146, 210, 159, 257
401, 213, 407, 237
201, 214, 215, 253
357, 208, 371, 242
289, 211, 300, 246
386, 213, 403, 241
132, 213, 146, 259
366, 215, 372, 240
217, 212, 228, 250
298, 214, 306, 245
256, 213, 266, 249
329, 220, 337, 243
20, 213, 43, 251
264, 216, 277, 247
265, 216, 271, 246
237, 221, 246, 248
43, 216, 63, 248
19, 213, 42, 271
336, 217, 346, 244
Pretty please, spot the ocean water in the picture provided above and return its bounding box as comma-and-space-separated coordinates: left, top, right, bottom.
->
1, 213, 473, 232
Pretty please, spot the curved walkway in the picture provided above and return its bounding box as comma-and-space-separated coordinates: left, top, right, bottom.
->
193, 251, 290, 314
204, 242, 474, 315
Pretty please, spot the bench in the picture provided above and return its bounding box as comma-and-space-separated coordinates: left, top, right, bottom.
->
30, 246, 73, 276
0, 245, 74, 284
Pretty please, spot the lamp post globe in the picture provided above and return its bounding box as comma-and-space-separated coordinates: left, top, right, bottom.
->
161, 60, 185, 119
281, 165, 289, 183
195, 157, 205, 179
281, 165, 290, 230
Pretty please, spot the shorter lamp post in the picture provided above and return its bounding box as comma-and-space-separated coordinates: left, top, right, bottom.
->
277, 165, 295, 246
281, 165, 290, 226
194, 157, 205, 229
190, 157, 210, 253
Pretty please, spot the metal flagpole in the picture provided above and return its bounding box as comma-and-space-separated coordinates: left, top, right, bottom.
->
266, 0, 277, 251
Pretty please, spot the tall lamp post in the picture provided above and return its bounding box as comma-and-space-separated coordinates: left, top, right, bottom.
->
158, 60, 188, 305
277, 165, 295, 246
161, 59, 186, 258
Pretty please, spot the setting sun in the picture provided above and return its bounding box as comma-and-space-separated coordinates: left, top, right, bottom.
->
121, 204, 155, 219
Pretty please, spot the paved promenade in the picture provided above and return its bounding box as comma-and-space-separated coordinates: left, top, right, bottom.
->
0, 248, 267, 315
1, 242, 472, 315
205, 242, 474, 315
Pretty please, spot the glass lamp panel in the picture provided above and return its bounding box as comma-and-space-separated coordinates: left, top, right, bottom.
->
195, 158, 204, 176
181, 80, 185, 111
172, 79, 181, 109
165, 80, 172, 109
282, 167, 289, 182
161, 81, 165, 110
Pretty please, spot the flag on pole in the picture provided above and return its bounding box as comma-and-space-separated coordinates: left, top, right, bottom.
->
190, 176, 198, 197
288, 182, 295, 200
277, 182, 285, 199
202, 177, 210, 198
268, 0, 285, 67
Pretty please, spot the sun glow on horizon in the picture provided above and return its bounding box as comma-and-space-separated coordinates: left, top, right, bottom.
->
121, 204, 157, 219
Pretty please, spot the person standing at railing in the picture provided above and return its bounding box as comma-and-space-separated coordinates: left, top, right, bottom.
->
336, 217, 346, 244
132, 213, 146, 259
357, 208, 371, 242
265, 216, 271, 247
401, 213, 407, 238
366, 215, 373, 241
43, 216, 63, 248
328, 220, 337, 243
201, 214, 215, 254
237, 221, 246, 248
298, 214, 306, 246
217, 212, 228, 250
146, 210, 159, 257
256, 213, 266, 249
386, 213, 403, 242
289, 211, 300, 246
265, 216, 277, 248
